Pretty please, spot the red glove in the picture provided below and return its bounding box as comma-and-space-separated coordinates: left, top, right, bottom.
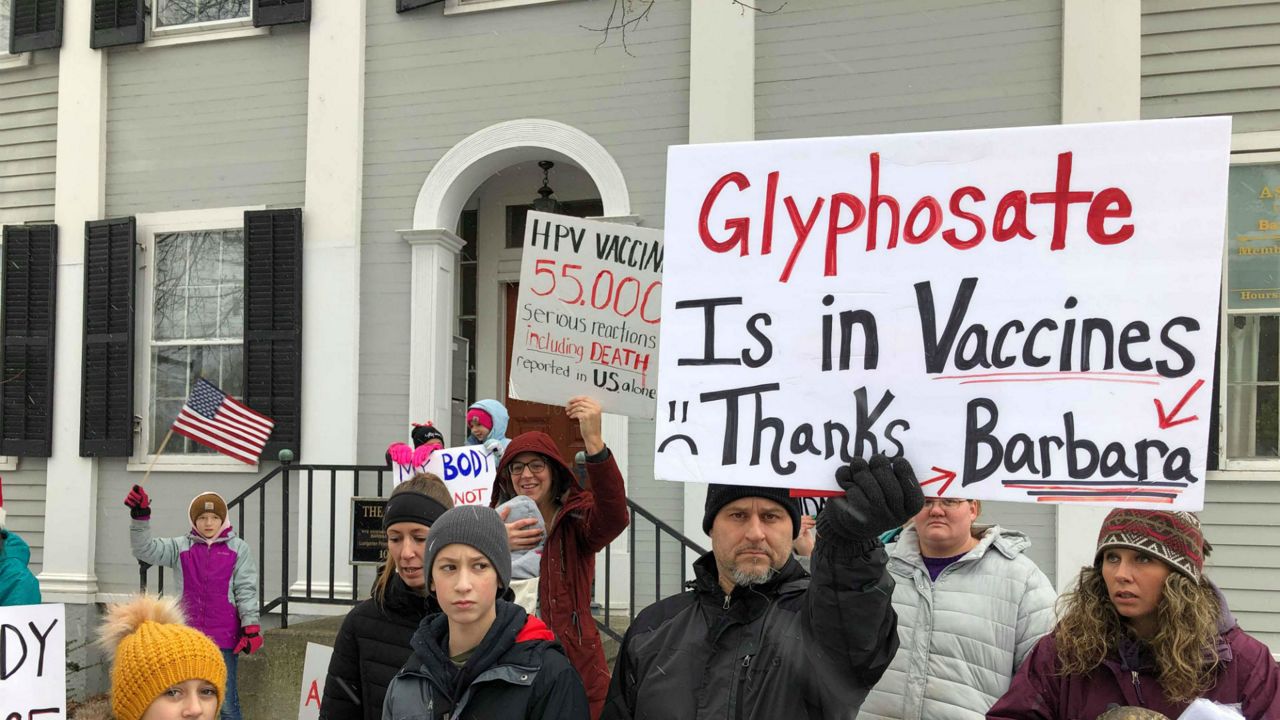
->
124, 485, 151, 520
234, 625, 262, 655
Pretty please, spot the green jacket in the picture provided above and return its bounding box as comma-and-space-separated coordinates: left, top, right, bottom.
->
0, 529, 42, 606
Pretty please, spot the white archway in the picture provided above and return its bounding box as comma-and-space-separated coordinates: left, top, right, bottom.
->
412, 119, 631, 230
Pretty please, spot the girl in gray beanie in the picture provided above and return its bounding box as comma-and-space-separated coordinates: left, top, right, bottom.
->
381, 505, 588, 719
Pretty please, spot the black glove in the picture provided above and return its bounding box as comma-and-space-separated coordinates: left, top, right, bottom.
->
816, 454, 924, 542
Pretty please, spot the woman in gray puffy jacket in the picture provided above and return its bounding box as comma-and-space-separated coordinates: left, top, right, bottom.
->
856, 498, 1056, 720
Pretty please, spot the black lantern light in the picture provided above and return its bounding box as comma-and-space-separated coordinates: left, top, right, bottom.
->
531, 160, 561, 214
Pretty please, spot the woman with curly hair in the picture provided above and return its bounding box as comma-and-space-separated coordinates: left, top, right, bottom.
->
987, 509, 1279, 719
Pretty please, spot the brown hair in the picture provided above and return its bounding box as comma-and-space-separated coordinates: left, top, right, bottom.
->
372, 474, 454, 606
1054, 566, 1222, 703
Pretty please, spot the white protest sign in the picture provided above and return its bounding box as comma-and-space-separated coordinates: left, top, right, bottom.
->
425, 445, 499, 506
297, 642, 333, 720
655, 118, 1230, 510
0, 603, 66, 720
509, 212, 663, 419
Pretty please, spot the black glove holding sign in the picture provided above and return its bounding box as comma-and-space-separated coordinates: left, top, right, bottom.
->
816, 454, 925, 545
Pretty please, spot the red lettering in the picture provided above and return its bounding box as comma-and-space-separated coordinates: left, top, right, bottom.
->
904, 196, 942, 244
993, 191, 1034, 241
698, 172, 751, 255
762, 171, 779, 254
867, 152, 900, 251
943, 186, 986, 249
306, 680, 321, 707
779, 195, 826, 283
1029, 152, 1094, 251
1087, 187, 1134, 245
825, 193, 866, 276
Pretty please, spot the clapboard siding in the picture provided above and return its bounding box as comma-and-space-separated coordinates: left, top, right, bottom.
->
1201, 480, 1280, 651
755, 0, 1062, 139
362, 1, 689, 604
104, 28, 310, 215
0, 51, 57, 570
1142, 2, 1280, 134
0, 51, 57, 225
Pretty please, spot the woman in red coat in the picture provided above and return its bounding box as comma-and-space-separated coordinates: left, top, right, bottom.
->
491, 395, 629, 720
987, 508, 1280, 719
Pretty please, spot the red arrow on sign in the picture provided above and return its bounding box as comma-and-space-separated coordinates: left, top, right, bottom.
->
1154, 379, 1205, 430
920, 467, 956, 496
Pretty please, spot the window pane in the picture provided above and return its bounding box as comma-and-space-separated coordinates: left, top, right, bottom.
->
154, 233, 189, 340
149, 344, 245, 454
220, 286, 244, 338
156, 0, 251, 28
187, 286, 220, 338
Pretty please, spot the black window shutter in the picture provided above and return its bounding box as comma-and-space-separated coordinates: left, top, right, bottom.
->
80, 218, 136, 457
254, 0, 309, 26
244, 209, 302, 458
0, 224, 58, 457
10, 0, 63, 52
90, 0, 145, 49
397, 0, 444, 13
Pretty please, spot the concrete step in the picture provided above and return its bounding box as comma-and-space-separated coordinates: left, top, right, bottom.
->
239, 613, 349, 720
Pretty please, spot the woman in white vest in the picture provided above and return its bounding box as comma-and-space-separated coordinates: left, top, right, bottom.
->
854, 497, 1056, 719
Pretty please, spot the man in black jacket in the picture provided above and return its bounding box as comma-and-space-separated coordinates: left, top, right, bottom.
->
603, 454, 924, 720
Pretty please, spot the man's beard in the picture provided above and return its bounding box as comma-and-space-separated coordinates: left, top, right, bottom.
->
729, 564, 777, 587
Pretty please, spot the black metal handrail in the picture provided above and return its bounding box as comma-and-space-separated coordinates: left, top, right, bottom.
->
139, 459, 707, 642
592, 498, 707, 643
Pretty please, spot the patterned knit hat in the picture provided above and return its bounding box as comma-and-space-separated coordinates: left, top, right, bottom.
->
98, 595, 227, 720
1095, 508, 1206, 582
1095, 707, 1171, 720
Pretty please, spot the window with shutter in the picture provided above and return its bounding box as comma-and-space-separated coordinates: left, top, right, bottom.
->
254, 0, 308, 27
8, 0, 62, 52
90, 0, 144, 49
243, 208, 301, 458
81, 218, 136, 457
0, 224, 57, 457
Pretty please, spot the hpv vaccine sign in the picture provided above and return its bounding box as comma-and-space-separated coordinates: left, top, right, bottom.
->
509, 212, 663, 419
0, 603, 65, 719
655, 118, 1230, 510
425, 445, 499, 507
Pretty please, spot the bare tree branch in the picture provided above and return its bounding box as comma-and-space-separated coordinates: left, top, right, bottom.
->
580, 0, 655, 57
731, 0, 787, 14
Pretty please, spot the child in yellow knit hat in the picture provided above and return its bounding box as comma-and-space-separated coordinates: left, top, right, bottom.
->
95, 594, 226, 720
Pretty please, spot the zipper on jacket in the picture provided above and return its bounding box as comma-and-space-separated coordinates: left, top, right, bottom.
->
734, 654, 753, 720
1130, 670, 1146, 705
723, 595, 731, 610
571, 610, 584, 643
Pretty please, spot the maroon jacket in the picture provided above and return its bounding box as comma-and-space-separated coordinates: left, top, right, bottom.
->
987, 598, 1280, 720
492, 431, 629, 720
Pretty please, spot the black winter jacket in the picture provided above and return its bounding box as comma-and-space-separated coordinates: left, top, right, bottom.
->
381, 600, 589, 720
320, 573, 439, 720
603, 537, 899, 720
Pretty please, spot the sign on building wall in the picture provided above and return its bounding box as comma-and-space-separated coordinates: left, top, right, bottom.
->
350, 497, 387, 566
0, 603, 65, 719
655, 118, 1231, 511
1226, 164, 1280, 310
509, 212, 663, 419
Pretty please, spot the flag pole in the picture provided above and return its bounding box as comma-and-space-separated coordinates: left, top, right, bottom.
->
140, 427, 176, 487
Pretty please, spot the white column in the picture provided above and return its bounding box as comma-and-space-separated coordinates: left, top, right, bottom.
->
1055, 0, 1141, 590
682, 0, 756, 549
39, 0, 106, 603
402, 229, 466, 435
294, 0, 367, 604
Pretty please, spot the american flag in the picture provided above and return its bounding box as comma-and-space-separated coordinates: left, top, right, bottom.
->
172, 378, 275, 465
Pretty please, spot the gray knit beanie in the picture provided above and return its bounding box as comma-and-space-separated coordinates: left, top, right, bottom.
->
425, 505, 512, 592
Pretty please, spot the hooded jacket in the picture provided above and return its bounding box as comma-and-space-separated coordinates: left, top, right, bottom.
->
320, 573, 441, 720
465, 399, 511, 454
491, 431, 629, 719
986, 584, 1280, 719
381, 599, 589, 719
603, 535, 899, 720
0, 529, 41, 606
858, 525, 1056, 720
129, 493, 258, 649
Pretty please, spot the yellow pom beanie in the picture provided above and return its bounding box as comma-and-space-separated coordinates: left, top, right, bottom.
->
98, 595, 227, 720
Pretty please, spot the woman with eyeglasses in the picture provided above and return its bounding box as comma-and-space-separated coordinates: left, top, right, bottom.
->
854, 495, 1056, 719
489, 395, 629, 720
